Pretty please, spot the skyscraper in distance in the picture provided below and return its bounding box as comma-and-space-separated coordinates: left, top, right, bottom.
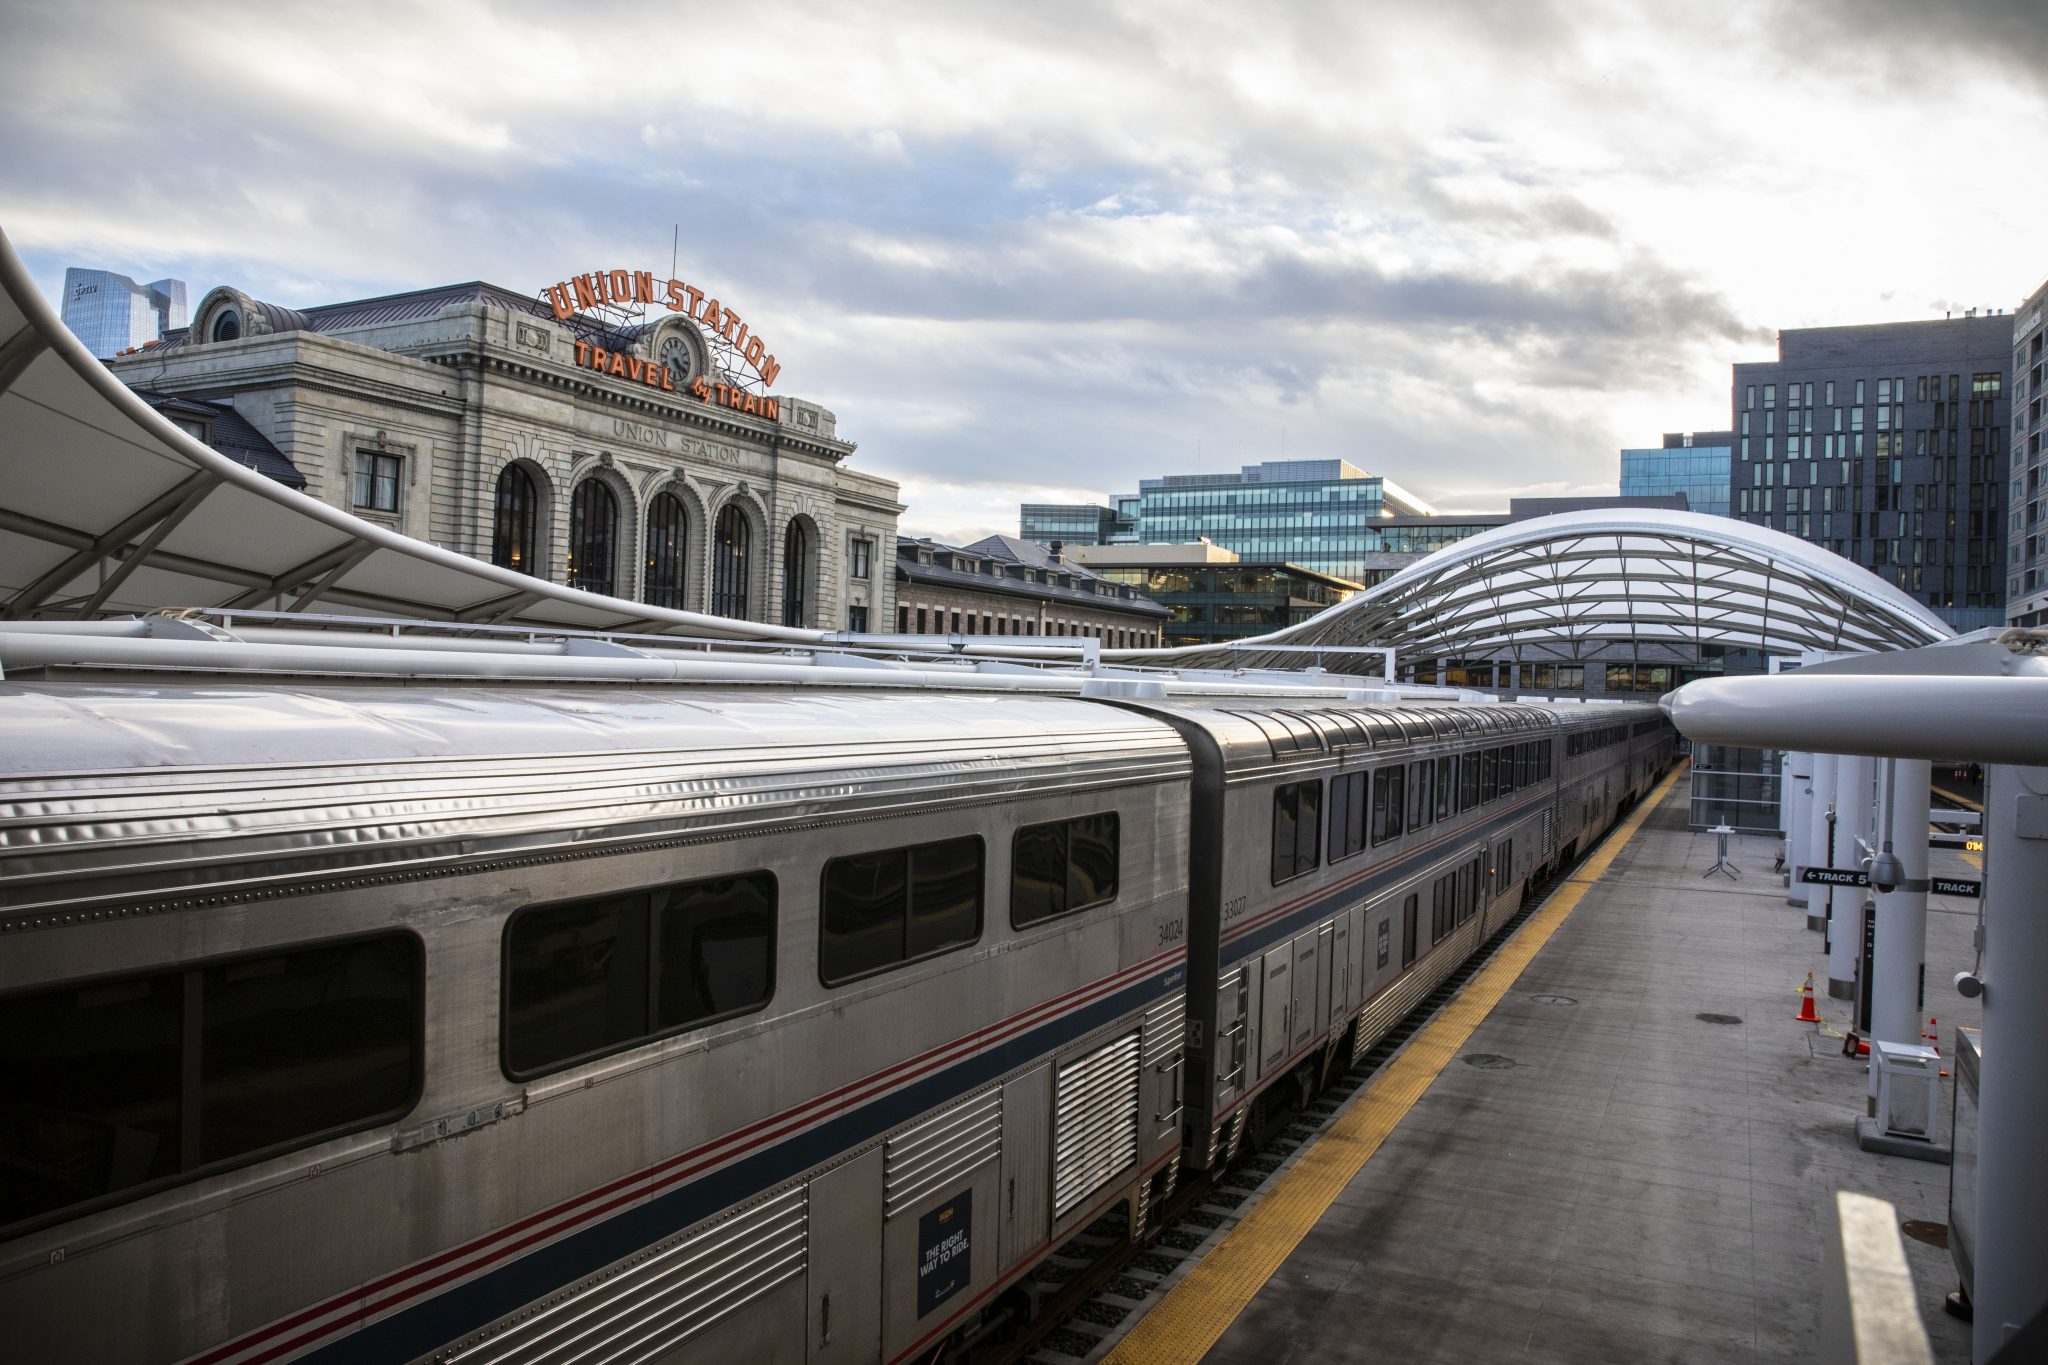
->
61, 267, 187, 358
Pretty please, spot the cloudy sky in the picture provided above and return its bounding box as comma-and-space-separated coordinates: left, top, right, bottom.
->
4, 0, 2045, 542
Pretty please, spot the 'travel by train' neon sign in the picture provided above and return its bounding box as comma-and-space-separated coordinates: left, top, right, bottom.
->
567, 340, 781, 421
542, 268, 780, 387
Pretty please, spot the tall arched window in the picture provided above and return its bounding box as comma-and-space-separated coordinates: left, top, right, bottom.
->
781, 520, 810, 627
645, 492, 686, 609
712, 504, 750, 619
568, 479, 619, 596
492, 464, 539, 574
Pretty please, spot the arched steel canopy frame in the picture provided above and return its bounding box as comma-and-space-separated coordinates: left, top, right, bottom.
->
0, 224, 825, 640
1125, 509, 1953, 671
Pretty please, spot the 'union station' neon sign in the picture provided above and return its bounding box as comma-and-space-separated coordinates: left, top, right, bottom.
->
544, 266, 785, 419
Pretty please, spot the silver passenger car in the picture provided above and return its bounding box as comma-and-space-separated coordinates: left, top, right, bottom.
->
0, 635, 1674, 1364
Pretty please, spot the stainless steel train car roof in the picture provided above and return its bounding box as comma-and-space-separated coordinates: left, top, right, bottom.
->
0, 680, 1193, 928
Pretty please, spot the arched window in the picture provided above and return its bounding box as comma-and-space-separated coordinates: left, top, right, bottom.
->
645, 492, 686, 609
568, 479, 619, 596
210, 310, 241, 342
781, 520, 810, 627
712, 504, 750, 619
492, 464, 539, 574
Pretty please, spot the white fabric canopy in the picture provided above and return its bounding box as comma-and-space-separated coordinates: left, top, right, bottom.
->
1129, 510, 1954, 670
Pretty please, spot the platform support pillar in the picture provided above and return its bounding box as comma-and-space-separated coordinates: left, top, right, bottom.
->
1808, 752, 1837, 933
1867, 759, 1930, 1111
1829, 755, 1872, 998
1973, 763, 2048, 1363
1787, 750, 1813, 907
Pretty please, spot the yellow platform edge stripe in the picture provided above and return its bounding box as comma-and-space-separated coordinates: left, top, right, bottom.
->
1105, 760, 1690, 1365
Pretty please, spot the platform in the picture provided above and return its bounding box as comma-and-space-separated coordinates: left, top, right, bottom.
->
1108, 773, 1983, 1365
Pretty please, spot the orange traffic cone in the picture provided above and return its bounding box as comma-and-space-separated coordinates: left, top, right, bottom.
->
1796, 972, 1821, 1023
1924, 1017, 1949, 1077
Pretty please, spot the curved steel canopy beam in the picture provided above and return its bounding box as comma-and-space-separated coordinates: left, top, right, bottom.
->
0, 223, 825, 641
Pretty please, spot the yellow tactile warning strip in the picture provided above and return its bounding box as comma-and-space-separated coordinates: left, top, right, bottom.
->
1104, 760, 1690, 1365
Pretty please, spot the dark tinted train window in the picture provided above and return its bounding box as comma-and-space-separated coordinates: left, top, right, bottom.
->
1271, 780, 1321, 884
201, 939, 417, 1164
1407, 761, 1435, 832
0, 933, 421, 1233
1401, 894, 1418, 967
1011, 813, 1119, 928
1435, 757, 1456, 820
1370, 766, 1404, 845
822, 837, 983, 984
1481, 748, 1499, 803
506, 872, 775, 1077
1328, 771, 1367, 863
1460, 754, 1480, 809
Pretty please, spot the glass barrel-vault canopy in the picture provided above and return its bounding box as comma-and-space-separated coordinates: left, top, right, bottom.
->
1132, 509, 1953, 671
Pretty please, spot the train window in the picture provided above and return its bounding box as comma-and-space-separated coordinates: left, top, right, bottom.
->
1538, 742, 1553, 781
1, 933, 421, 1234
1480, 749, 1499, 803
1460, 754, 1479, 810
1430, 877, 1448, 945
1270, 781, 1322, 884
1400, 894, 1418, 967
1407, 761, 1434, 832
1494, 840, 1514, 899
822, 837, 982, 984
1012, 812, 1120, 928
1370, 766, 1404, 845
1328, 771, 1367, 863
1435, 756, 1455, 820
505, 872, 776, 1077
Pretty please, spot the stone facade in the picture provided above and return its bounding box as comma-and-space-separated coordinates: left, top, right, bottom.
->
109, 281, 901, 631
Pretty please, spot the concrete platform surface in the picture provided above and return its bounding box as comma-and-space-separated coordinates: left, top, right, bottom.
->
1199, 779, 1980, 1365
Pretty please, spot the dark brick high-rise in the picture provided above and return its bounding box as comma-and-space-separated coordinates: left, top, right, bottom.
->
1731, 314, 2012, 632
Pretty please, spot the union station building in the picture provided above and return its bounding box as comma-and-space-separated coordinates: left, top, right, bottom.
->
108, 266, 903, 630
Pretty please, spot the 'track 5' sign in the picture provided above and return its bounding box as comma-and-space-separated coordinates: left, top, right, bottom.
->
543, 268, 781, 387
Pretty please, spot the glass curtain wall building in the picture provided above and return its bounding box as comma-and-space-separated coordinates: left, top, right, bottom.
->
61, 268, 187, 358
1018, 502, 1135, 546
1620, 432, 1733, 518
1130, 460, 1437, 582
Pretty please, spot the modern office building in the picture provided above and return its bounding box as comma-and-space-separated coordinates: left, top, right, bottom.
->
894, 535, 1169, 645
1730, 314, 2013, 632
1619, 431, 1733, 518
1021, 460, 1503, 584
1018, 502, 1134, 546
2007, 278, 2048, 627
1072, 541, 1360, 649
60, 267, 186, 358
106, 265, 902, 630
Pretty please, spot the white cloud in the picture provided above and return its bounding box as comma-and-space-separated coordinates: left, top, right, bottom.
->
4, 0, 2044, 523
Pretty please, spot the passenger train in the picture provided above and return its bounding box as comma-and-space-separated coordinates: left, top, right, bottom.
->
0, 625, 1677, 1364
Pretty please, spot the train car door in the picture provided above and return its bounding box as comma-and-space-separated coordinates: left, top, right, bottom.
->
1332, 911, 1356, 1024
1000, 1066, 1050, 1269
1290, 929, 1319, 1053
806, 1147, 883, 1365
1259, 946, 1292, 1074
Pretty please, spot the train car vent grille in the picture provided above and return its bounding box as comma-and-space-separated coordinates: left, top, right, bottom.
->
883, 1087, 1002, 1220
1052, 1030, 1141, 1218
1141, 992, 1186, 1065
445, 1186, 806, 1365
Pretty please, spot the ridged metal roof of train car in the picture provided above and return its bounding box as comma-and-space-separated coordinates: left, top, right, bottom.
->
0, 684, 1190, 925
1152, 696, 1642, 775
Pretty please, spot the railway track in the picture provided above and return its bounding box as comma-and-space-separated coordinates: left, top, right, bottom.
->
979, 834, 1605, 1365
